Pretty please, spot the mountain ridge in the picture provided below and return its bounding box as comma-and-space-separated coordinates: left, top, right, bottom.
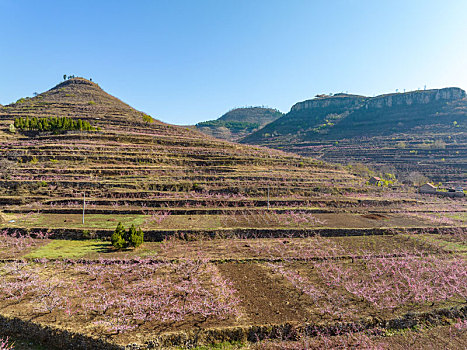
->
241, 87, 467, 184
243, 87, 466, 143
290, 87, 465, 112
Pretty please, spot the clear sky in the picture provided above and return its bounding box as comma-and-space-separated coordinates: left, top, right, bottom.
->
1, 0, 466, 125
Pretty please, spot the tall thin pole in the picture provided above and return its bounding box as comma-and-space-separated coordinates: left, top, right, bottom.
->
267, 184, 270, 210
82, 192, 86, 225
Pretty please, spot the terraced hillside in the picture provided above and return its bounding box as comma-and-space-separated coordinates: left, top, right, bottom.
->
196, 107, 283, 141
0, 78, 466, 350
242, 88, 467, 185
0, 77, 406, 235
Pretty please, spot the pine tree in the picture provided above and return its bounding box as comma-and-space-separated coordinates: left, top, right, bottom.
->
125, 224, 137, 245
111, 222, 126, 249
129, 227, 144, 248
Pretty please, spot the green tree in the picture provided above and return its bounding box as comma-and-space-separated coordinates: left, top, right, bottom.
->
111, 222, 144, 249
111, 222, 126, 249
129, 227, 144, 248
124, 224, 136, 244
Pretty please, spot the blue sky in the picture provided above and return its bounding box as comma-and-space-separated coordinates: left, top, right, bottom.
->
1, 0, 466, 125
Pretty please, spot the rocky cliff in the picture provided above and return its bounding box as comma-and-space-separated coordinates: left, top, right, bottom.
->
242, 87, 467, 144
240, 87, 467, 185
364, 87, 465, 109
291, 94, 366, 112
291, 88, 465, 113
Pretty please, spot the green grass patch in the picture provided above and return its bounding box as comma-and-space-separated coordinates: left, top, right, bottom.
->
24, 240, 111, 259
7, 213, 148, 230
441, 212, 467, 222
408, 234, 467, 253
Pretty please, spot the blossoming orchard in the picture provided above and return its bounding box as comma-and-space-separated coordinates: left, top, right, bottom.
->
0, 77, 465, 349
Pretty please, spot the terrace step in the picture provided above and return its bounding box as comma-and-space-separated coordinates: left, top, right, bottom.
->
1, 226, 465, 241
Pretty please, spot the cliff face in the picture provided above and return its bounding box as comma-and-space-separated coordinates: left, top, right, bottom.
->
291, 88, 465, 113
291, 94, 366, 112
242, 87, 467, 145
365, 87, 466, 109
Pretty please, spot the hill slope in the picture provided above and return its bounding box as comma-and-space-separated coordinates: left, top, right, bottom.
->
0, 78, 373, 221
196, 107, 283, 141
2, 77, 160, 126
242, 88, 467, 184
1, 78, 466, 350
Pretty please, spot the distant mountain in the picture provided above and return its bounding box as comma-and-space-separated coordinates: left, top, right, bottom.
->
241, 88, 467, 184
196, 107, 283, 141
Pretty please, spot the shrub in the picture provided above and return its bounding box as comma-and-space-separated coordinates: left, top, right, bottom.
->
0, 159, 15, 180
111, 222, 126, 249
395, 141, 406, 148
142, 114, 154, 123
82, 230, 91, 239
111, 223, 144, 249
129, 226, 144, 248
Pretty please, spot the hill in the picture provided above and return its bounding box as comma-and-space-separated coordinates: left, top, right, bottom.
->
2, 77, 160, 126
0, 78, 426, 239
196, 107, 283, 141
217, 107, 283, 124
0, 77, 370, 216
0, 78, 466, 350
242, 88, 467, 185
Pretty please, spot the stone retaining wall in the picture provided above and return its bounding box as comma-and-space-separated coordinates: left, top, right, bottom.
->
0, 306, 465, 349
1, 226, 465, 241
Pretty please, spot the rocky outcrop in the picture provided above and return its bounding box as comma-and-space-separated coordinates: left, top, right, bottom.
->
291, 94, 366, 112
365, 87, 466, 109
291, 88, 466, 112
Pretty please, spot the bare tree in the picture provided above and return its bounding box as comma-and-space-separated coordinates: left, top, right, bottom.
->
404, 171, 429, 186
0, 158, 15, 180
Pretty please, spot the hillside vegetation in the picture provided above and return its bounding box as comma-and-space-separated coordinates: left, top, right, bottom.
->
242, 88, 467, 185
196, 107, 283, 141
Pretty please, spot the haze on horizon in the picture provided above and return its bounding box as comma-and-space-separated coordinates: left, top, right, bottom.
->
1, 0, 466, 125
